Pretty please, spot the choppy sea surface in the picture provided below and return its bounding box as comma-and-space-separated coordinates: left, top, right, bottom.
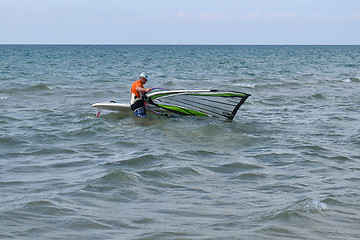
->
1, 45, 359, 239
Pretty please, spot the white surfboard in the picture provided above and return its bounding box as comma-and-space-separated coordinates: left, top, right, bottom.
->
92, 102, 131, 112
92, 102, 130, 117
92, 101, 169, 117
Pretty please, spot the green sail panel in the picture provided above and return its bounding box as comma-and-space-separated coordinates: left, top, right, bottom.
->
146, 90, 250, 120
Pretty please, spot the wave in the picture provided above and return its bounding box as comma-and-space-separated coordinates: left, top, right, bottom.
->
181, 149, 219, 156
3, 199, 76, 223
110, 154, 160, 168
19, 84, 54, 92
0, 135, 29, 148
98, 169, 141, 186
344, 77, 360, 83
262, 198, 329, 221
22, 200, 75, 216
206, 161, 263, 174
233, 172, 267, 181
310, 93, 326, 100
80, 169, 142, 198
140, 166, 200, 180
1, 84, 55, 95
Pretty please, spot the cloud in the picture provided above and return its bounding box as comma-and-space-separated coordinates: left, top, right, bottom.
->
177, 11, 296, 21
308, 13, 335, 20
309, 13, 360, 21
177, 11, 192, 20
244, 11, 261, 20
265, 12, 296, 19
198, 12, 230, 20
349, 14, 360, 20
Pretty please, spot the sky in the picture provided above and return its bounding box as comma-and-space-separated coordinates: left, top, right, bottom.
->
0, 0, 359, 45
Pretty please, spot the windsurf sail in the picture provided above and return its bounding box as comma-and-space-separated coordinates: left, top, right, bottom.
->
144, 89, 250, 120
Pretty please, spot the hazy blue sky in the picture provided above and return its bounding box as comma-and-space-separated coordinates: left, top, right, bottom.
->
1, 0, 359, 44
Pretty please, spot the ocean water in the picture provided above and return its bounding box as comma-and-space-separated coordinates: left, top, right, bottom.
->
0, 45, 359, 239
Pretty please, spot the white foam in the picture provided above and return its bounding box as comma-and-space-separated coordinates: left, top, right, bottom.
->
1, 95, 8, 101
233, 83, 256, 88
304, 199, 329, 212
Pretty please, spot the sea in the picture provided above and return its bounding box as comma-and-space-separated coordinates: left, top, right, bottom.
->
0, 45, 359, 240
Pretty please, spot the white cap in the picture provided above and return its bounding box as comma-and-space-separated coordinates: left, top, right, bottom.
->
139, 72, 148, 79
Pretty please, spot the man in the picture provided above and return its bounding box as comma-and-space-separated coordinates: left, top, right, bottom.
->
130, 72, 152, 117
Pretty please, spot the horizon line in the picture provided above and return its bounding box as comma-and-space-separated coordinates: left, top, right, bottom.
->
1, 43, 360, 46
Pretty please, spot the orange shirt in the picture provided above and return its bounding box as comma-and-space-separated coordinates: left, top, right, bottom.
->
131, 79, 144, 98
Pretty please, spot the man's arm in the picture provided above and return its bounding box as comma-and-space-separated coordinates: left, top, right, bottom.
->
136, 87, 152, 92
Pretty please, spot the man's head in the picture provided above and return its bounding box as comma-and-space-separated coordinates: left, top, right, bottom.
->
139, 72, 148, 84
